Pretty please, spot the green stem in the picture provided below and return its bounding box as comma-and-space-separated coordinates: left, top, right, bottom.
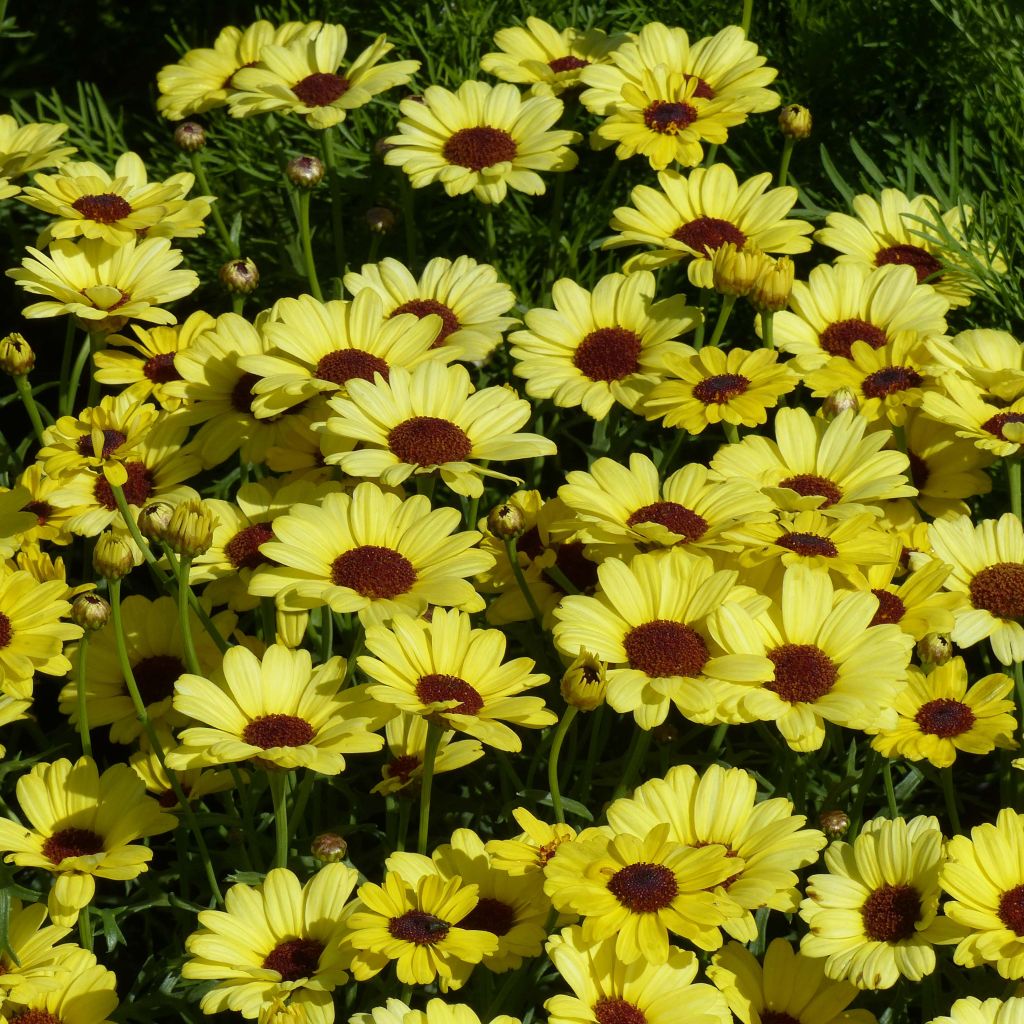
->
740, 0, 754, 35
177, 555, 201, 676
503, 537, 544, 626
161, 544, 230, 656
85, 331, 105, 408
399, 176, 418, 270
288, 771, 315, 848
396, 797, 412, 852
656, 429, 685, 473
78, 908, 93, 951
64, 334, 91, 415
723, 422, 740, 445
941, 765, 962, 834
850, 746, 881, 835
547, 706, 578, 824
778, 137, 796, 188
762, 311, 775, 350
882, 758, 898, 818
76, 632, 92, 757
269, 771, 291, 869
544, 564, 580, 596
190, 152, 237, 257
297, 190, 323, 301
693, 289, 710, 349
58, 317, 75, 416
483, 207, 496, 268
707, 294, 737, 348
1009, 458, 1022, 520
612, 727, 652, 800
13, 376, 46, 445
342, 621, 364, 685
417, 722, 444, 855
321, 130, 346, 292
319, 606, 334, 662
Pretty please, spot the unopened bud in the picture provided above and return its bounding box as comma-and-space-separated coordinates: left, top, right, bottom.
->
750, 255, 794, 313
93, 532, 135, 580
71, 593, 111, 631
165, 498, 217, 557
311, 832, 348, 863
276, 607, 309, 649
286, 155, 324, 189
917, 633, 953, 667
365, 206, 396, 234
174, 121, 207, 153
219, 257, 259, 295
819, 809, 850, 841
778, 104, 812, 140
711, 243, 764, 297
138, 501, 174, 542
487, 501, 527, 539
822, 386, 860, 420
373, 138, 395, 159
560, 649, 607, 712
0, 333, 35, 375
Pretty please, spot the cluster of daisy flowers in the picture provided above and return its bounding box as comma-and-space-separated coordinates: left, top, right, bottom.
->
0, 7, 1021, 1024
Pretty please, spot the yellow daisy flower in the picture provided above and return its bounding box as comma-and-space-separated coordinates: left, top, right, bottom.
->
480, 17, 623, 96
249, 483, 493, 620
230, 24, 419, 129
0, 756, 175, 926
10, 465, 73, 547
0, 485, 40, 557
606, 764, 826, 942
871, 657, 1015, 768
546, 924, 731, 1024
384, 81, 580, 205
0, 946, 119, 1024
167, 644, 385, 773
372, 713, 483, 796
359, 608, 554, 752
644, 345, 798, 432
708, 938, 877, 1024
800, 815, 960, 989
510, 271, 699, 420
343, 256, 517, 362
851, 557, 963, 641
0, 694, 32, 758
486, 807, 578, 875
130, 737, 236, 810
402, 999, 521, 1024
925, 328, 1024, 402
920, 374, 1024, 458
928, 513, 1024, 665
0, 115, 74, 179
605, 163, 812, 282
10, 545, 92, 603
183, 863, 359, 1024
928, 998, 1024, 1024
0, 897, 73, 1002
0, 177, 18, 200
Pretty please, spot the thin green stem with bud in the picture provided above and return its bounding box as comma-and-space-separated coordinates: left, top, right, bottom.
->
12, 375, 46, 445
778, 137, 796, 188
740, 0, 754, 36
63, 334, 92, 417
76, 632, 92, 758
190, 152, 237, 257
547, 706, 578, 823
761, 310, 775, 350
417, 722, 444, 855
296, 190, 323, 301
707, 294, 737, 348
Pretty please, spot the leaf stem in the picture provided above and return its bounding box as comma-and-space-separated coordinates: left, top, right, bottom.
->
417, 722, 444, 854
297, 189, 323, 301
13, 375, 46, 445
269, 771, 291, 869
547, 706, 578, 823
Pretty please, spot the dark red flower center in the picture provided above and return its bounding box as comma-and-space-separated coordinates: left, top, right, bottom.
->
969, 563, 1024, 619
982, 412, 1024, 442
415, 673, 484, 715
778, 474, 843, 508
132, 653, 186, 706
861, 884, 922, 941
443, 126, 517, 170
94, 460, 154, 510
391, 299, 460, 347
315, 349, 390, 386
642, 100, 697, 134
594, 1000, 646, 1024
292, 72, 350, 106
242, 714, 315, 748
908, 451, 930, 490
225, 522, 275, 571
548, 55, 590, 73
229, 372, 260, 414
767, 644, 837, 703
23, 500, 52, 525
862, 366, 924, 399
819, 318, 888, 358
142, 352, 182, 384
387, 754, 420, 782
627, 501, 708, 542
388, 416, 473, 466
684, 74, 715, 99
999, 884, 1024, 936
460, 896, 516, 936
389, 910, 450, 944
76, 429, 128, 458
607, 862, 678, 912
624, 620, 710, 678
42, 827, 104, 865
875, 244, 942, 283
263, 938, 325, 980
915, 698, 976, 737
760, 1014, 800, 1024
777, 531, 838, 558
573, 327, 643, 382
9, 1011, 64, 1024
72, 193, 132, 223
0, 613, 11, 649
330, 545, 417, 600
869, 588, 906, 627
692, 373, 750, 405
673, 217, 746, 254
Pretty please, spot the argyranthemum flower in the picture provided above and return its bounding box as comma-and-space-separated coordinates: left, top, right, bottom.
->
373, 712, 483, 796
851, 557, 963, 641
481, 18, 623, 96
167, 644, 385, 773
0, 485, 39, 556
343, 256, 517, 362
871, 657, 1015, 768
403, 999, 521, 1024
545, 824, 745, 962
928, 513, 1024, 665
486, 808, 578, 875
929, 998, 1024, 1024
920, 375, 1024, 458
719, 566, 911, 751
708, 939, 877, 1024
605, 163, 813, 282
384, 80, 580, 205
767, 263, 949, 372
510, 271, 699, 420
321, 362, 555, 497
710, 407, 916, 518
230, 24, 419, 129
10, 464, 72, 547
925, 328, 1024, 401
348, 871, 499, 990
360, 608, 554, 752
546, 925, 731, 1024
800, 815, 959, 989
0, 694, 31, 758
816, 188, 1004, 307
644, 345, 798, 433
0, 115, 74, 180
1, 946, 118, 1024
183, 863, 359, 1024
606, 764, 826, 942
552, 547, 773, 729
0, 756, 174, 926
0, 897, 74, 1001
7, 236, 198, 327
130, 736, 236, 810
18, 151, 212, 246
249, 483, 493, 621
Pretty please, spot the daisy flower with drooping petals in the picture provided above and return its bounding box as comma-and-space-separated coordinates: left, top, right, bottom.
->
801, 815, 960, 989
249, 483, 493, 621
344, 256, 517, 362
929, 998, 1024, 1024
0, 485, 39, 557
544, 824, 745, 962
929, 513, 1024, 665
644, 345, 798, 433
816, 188, 1004, 307
1, 945, 119, 1024
167, 644, 385, 773
510, 271, 699, 420
708, 939, 877, 1024
372, 712, 484, 796
605, 164, 812, 282
230, 24, 418, 129
384, 81, 580, 205
606, 764, 826, 942
710, 407, 916, 518
0, 115, 74, 180
871, 656, 1015, 768
359, 608, 554, 752
0, 756, 175, 926
0, 897, 74, 1002
9, 465, 73, 547
925, 328, 1024, 401
552, 547, 773, 729
766, 263, 949, 372
546, 925, 732, 1024
719, 566, 911, 751
348, 871, 499, 991
921, 374, 1024, 458
7, 236, 198, 327
850, 557, 963, 642
130, 733, 236, 810
183, 864, 359, 1024
486, 808, 579, 876
481, 17, 623, 96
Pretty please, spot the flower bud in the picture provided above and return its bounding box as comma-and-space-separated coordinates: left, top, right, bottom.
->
822, 386, 860, 420
487, 501, 527, 539
165, 498, 217, 557
71, 593, 111, 631
711, 242, 764, 297
365, 206, 396, 234
778, 104, 812, 140
93, 532, 135, 580
0, 333, 35, 375
311, 832, 348, 863
138, 501, 174, 543
174, 121, 207, 153
286, 155, 324, 189
219, 257, 259, 295
560, 649, 607, 712
750, 255, 794, 313
373, 138, 395, 159
276, 607, 309, 649
819, 809, 850, 841
651, 722, 679, 744
917, 632, 953, 667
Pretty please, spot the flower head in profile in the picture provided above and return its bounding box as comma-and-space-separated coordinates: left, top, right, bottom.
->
486, 808, 578, 875
373, 713, 483, 796
929, 998, 1024, 1024
0, 897, 75, 1002
0, 115, 75, 180
0, 946, 119, 1024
